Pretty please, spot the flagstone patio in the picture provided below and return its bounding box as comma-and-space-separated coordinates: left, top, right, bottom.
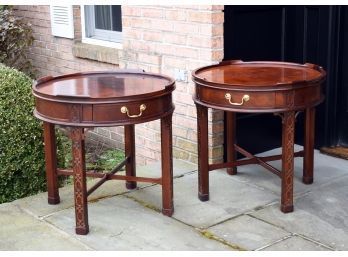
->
1, 146, 347, 251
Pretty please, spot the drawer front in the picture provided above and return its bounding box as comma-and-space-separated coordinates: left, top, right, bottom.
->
92, 94, 173, 125
199, 87, 276, 110
34, 94, 174, 126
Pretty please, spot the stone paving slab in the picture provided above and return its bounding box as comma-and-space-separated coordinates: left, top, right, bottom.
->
208, 215, 290, 250
45, 195, 231, 251
261, 235, 331, 251
13, 159, 196, 218
2, 151, 347, 251
251, 174, 348, 250
228, 146, 348, 196
0, 203, 89, 250
128, 171, 278, 228
136, 159, 197, 178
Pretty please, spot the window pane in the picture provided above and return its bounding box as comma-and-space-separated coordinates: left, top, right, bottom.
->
94, 5, 111, 30
111, 5, 122, 32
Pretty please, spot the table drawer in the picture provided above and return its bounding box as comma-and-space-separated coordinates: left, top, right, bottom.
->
93, 94, 173, 125
199, 87, 276, 110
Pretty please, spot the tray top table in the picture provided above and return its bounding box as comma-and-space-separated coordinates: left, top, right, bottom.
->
33, 70, 175, 235
192, 60, 326, 213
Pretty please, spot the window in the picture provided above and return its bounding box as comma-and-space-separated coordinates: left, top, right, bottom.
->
82, 5, 122, 47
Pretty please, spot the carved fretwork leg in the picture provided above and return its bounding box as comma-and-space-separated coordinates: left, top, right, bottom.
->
125, 124, 137, 189
303, 107, 315, 184
281, 111, 295, 213
226, 111, 237, 175
196, 104, 209, 201
161, 113, 174, 216
70, 127, 89, 235
43, 122, 60, 204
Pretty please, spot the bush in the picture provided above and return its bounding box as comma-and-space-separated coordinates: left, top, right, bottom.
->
0, 65, 64, 203
0, 6, 35, 77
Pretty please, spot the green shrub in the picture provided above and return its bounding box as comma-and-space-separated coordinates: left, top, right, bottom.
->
0, 65, 64, 203
0, 7, 35, 77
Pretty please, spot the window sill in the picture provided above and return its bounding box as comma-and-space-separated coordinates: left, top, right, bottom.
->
72, 41, 120, 65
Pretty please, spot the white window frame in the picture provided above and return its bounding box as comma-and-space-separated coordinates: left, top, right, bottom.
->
81, 5, 123, 49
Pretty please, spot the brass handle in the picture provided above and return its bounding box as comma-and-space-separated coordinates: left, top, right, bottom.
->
120, 104, 146, 118
225, 93, 250, 106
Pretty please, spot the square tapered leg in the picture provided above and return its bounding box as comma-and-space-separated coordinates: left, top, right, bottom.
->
70, 127, 89, 235
43, 122, 60, 204
161, 113, 174, 216
281, 112, 295, 213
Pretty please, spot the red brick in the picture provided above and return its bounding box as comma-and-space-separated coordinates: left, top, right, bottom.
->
142, 8, 164, 18
123, 28, 143, 40
174, 92, 194, 105
163, 56, 187, 69
199, 5, 224, 11
143, 31, 163, 42
187, 35, 212, 48
151, 19, 173, 31
199, 49, 223, 61
187, 11, 213, 23
174, 22, 200, 34
173, 125, 188, 138
122, 6, 142, 16
163, 33, 187, 45
165, 10, 187, 21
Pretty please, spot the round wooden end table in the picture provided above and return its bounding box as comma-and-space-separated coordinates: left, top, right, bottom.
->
33, 70, 175, 235
192, 60, 326, 213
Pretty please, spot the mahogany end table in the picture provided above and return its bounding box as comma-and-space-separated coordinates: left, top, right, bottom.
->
192, 60, 326, 213
33, 70, 175, 235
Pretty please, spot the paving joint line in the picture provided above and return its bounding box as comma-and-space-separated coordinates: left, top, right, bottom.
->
247, 213, 289, 231
121, 192, 245, 251
16, 169, 197, 219
248, 214, 335, 250
196, 228, 247, 251
294, 233, 336, 250
18, 205, 94, 250
254, 234, 293, 251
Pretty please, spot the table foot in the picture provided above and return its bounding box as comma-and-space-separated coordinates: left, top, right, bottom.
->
125, 181, 137, 190
162, 207, 174, 217
302, 177, 313, 184
281, 204, 294, 213
75, 226, 89, 235
48, 197, 60, 205
198, 193, 209, 201
227, 168, 237, 175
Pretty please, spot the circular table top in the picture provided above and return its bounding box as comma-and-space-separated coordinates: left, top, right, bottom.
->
33, 70, 175, 103
192, 60, 326, 88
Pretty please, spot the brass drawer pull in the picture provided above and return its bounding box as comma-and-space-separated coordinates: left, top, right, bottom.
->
121, 104, 146, 118
225, 93, 250, 106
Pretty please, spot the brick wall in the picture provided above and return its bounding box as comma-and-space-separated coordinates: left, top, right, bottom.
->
13, 6, 119, 78
13, 5, 225, 165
